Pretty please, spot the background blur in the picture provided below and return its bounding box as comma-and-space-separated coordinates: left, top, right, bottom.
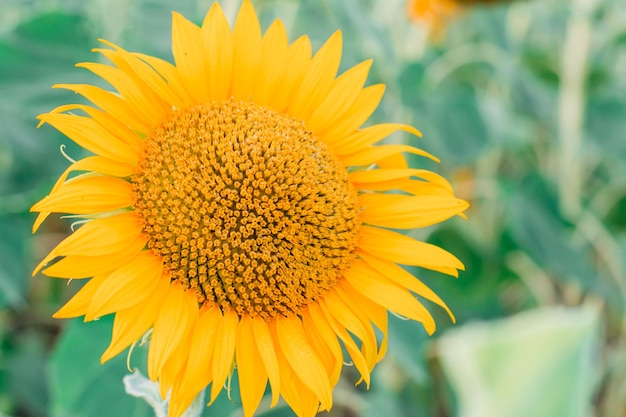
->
1, 0, 625, 416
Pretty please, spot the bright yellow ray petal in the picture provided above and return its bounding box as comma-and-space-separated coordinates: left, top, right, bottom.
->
173, 306, 221, 409
335, 279, 389, 362
251, 317, 281, 407
322, 290, 378, 369
271, 35, 312, 112
341, 144, 438, 166
358, 225, 464, 276
85, 250, 163, 321
231, 0, 262, 100
315, 301, 371, 387
76, 62, 167, 126
301, 308, 343, 386
343, 261, 436, 334
274, 317, 332, 410
274, 352, 303, 417
94, 47, 173, 116
359, 193, 469, 229
289, 30, 342, 121
42, 235, 146, 278
333, 123, 422, 155
47, 104, 142, 155
34, 212, 142, 275
31, 175, 133, 215
31, 156, 135, 233
302, 310, 343, 388
147, 282, 199, 381
359, 250, 455, 322
97, 39, 186, 108
376, 152, 408, 169
236, 316, 268, 417
36, 112, 139, 163
101, 273, 170, 363
351, 177, 451, 195
52, 83, 151, 134
159, 328, 193, 400
252, 19, 289, 107
349, 168, 454, 192
201, 2, 233, 101
317, 84, 385, 143
133, 53, 194, 105
52, 274, 107, 319
209, 309, 239, 403
307, 59, 372, 133
172, 12, 210, 103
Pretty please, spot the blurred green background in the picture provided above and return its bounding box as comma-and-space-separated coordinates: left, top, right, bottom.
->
1, 0, 625, 416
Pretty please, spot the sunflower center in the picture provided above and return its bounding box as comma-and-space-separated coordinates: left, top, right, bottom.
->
132, 99, 361, 318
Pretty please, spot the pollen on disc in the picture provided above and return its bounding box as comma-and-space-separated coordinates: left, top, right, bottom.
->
132, 99, 361, 319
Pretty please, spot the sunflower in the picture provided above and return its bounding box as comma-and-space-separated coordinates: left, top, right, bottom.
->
32, 1, 468, 416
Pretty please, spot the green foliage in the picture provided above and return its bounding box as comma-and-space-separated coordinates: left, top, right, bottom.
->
1, 0, 625, 416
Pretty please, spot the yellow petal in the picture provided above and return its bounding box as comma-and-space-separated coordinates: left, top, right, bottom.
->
231, 0, 262, 100
343, 261, 436, 334
173, 306, 221, 407
322, 290, 378, 369
252, 19, 289, 106
209, 309, 239, 403
97, 39, 186, 108
133, 52, 194, 105
85, 250, 163, 321
251, 317, 281, 407
42, 234, 145, 278
31, 156, 136, 233
301, 308, 343, 386
271, 35, 312, 112
333, 123, 421, 155
201, 2, 233, 101
314, 301, 371, 387
307, 59, 372, 132
52, 83, 151, 134
147, 281, 198, 381
172, 12, 210, 103
359, 250, 455, 322
274, 316, 333, 410
236, 316, 268, 417
36, 112, 139, 163
358, 225, 464, 276
317, 84, 385, 144
349, 168, 454, 192
335, 279, 389, 362
34, 212, 142, 275
100, 273, 170, 363
341, 144, 438, 166
31, 175, 133, 215
52, 274, 107, 319
48, 104, 142, 155
76, 62, 166, 127
359, 193, 469, 229
289, 30, 342, 120
376, 152, 408, 169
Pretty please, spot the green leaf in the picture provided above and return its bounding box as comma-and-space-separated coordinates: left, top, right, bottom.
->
49, 316, 152, 417
437, 305, 601, 417
0, 215, 30, 308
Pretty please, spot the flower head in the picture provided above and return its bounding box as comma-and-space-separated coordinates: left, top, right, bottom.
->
32, 1, 468, 416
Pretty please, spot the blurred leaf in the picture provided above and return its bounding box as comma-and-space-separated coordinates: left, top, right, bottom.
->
49, 316, 152, 417
437, 305, 601, 417
387, 315, 430, 383
6, 330, 50, 417
587, 94, 626, 160
0, 215, 30, 308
